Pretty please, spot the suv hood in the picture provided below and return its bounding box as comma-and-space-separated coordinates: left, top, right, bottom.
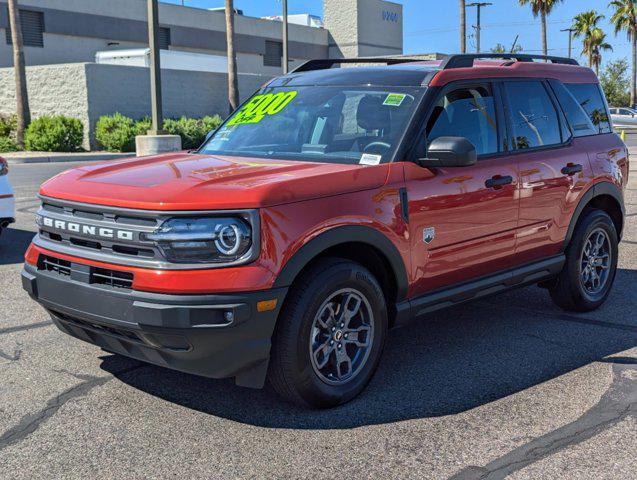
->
39, 152, 389, 210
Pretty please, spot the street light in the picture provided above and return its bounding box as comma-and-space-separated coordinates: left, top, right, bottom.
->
282, 0, 289, 74
147, 0, 164, 135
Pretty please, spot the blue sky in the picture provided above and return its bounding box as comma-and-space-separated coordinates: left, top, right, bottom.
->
163, 0, 630, 67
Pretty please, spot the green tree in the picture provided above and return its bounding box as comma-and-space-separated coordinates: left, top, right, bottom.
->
518, 0, 564, 57
600, 58, 631, 107
609, 0, 637, 106
590, 29, 613, 75
572, 11, 605, 68
491, 43, 523, 54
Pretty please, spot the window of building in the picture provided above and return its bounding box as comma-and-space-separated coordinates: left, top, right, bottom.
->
504, 81, 562, 150
5, 9, 44, 48
264, 40, 282, 67
426, 85, 499, 156
566, 83, 612, 134
159, 27, 171, 50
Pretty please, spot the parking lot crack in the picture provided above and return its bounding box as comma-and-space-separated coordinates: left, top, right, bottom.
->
0, 343, 23, 363
0, 365, 144, 451
448, 363, 637, 480
0, 321, 52, 336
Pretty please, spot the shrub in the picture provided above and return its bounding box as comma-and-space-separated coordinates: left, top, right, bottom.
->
163, 115, 223, 150
24, 115, 83, 152
95, 113, 137, 152
0, 114, 16, 138
0, 136, 18, 153
95, 113, 223, 152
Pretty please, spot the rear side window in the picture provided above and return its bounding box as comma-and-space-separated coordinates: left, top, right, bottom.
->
426, 85, 499, 156
565, 83, 612, 134
548, 79, 597, 137
503, 81, 562, 150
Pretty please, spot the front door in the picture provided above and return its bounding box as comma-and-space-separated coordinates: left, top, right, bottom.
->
405, 82, 519, 297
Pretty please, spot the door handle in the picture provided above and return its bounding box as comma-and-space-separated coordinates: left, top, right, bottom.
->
485, 175, 513, 189
561, 163, 583, 176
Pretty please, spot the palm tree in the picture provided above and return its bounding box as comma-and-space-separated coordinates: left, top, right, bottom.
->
7, 0, 31, 148
460, 1, 467, 54
225, 0, 239, 113
609, 0, 637, 106
518, 0, 564, 58
572, 11, 605, 68
590, 29, 613, 75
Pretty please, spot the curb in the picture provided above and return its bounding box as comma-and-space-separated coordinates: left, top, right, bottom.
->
4, 153, 133, 164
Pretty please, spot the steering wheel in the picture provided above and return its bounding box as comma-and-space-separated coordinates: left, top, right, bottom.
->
363, 141, 391, 154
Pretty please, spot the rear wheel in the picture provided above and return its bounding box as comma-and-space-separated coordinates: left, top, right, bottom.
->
268, 258, 388, 408
549, 209, 618, 312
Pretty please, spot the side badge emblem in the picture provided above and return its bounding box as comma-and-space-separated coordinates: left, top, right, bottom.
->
423, 227, 435, 245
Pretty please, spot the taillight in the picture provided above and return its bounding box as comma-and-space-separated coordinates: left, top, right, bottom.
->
0, 157, 7, 176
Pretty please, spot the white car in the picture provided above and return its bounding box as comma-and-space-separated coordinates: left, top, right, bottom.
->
0, 156, 15, 236
609, 107, 637, 126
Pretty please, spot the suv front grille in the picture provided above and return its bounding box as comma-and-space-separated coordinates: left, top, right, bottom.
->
38, 255, 134, 291
36, 198, 165, 267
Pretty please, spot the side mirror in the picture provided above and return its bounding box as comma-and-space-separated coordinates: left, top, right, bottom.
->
417, 136, 477, 168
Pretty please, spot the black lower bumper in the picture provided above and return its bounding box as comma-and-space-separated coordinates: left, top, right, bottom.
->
21, 264, 287, 388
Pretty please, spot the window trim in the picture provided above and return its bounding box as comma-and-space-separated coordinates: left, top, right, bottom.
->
499, 78, 573, 155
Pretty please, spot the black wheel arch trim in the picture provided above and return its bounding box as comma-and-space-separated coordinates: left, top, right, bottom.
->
562, 181, 625, 251
272, 225, 409, 302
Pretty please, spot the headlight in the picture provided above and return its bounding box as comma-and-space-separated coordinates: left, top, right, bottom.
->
142, 216, 255, 264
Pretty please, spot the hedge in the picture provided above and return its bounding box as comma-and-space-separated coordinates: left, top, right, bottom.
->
0, 136, 18, 153
24, 115, 84, 152
95, 113, 223, 152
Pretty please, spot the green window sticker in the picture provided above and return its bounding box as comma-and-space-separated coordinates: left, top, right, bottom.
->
383, 93, 406, 107
227, 91, 298, 126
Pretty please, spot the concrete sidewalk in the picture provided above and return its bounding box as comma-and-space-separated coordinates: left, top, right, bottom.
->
2, 151, 133, 164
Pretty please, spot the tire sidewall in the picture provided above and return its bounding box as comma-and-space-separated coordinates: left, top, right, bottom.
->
287, 261, 388, 407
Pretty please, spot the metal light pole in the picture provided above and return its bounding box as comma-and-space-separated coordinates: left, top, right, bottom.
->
561, 27, 576, 59
147, 0, 164, 134
467, 2, 492, 54
282, 0, 289, 74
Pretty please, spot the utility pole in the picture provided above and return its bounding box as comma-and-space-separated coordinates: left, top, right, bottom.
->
282, 0, 289, 74
147, 0, 164, 134
560, 27, 576, 59
467, 2, 491, 54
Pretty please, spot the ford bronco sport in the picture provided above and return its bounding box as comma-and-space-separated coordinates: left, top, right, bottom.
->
22, 54, 627, 408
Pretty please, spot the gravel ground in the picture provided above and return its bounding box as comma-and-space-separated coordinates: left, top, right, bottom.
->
0, 159, 635, 480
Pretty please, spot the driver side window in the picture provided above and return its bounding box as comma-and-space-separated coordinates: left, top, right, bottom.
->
426, 85, 499, 156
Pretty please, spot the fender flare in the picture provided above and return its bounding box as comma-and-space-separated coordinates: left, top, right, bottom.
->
562, 181, 625, 251
272, 225, 409, 301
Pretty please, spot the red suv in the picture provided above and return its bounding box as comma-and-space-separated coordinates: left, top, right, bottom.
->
22, 54, 627, 407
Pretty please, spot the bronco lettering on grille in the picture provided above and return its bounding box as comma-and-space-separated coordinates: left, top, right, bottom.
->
39, 216, 134, 241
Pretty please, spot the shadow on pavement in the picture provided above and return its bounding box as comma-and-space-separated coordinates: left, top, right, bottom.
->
0, 227, 35, 266
101, 268, 637, 429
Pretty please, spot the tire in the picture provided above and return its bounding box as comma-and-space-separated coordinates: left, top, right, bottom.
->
268, 258, 388, 408
549, 209, 618, 312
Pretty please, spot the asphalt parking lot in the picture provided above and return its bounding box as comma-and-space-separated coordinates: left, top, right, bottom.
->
1, 159, 636, 479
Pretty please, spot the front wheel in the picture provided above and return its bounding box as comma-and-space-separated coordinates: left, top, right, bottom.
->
268, 258, 388, 408
549, 209, 618, 312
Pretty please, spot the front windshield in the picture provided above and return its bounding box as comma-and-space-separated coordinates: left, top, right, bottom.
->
199, 85, 424, 165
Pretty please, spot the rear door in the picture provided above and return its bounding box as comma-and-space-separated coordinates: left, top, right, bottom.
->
405, 81, 519, 295
501, 79, 594, 264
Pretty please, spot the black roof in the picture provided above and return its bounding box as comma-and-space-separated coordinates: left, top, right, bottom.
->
268, 64, 438, 88
266, 54, 579, 88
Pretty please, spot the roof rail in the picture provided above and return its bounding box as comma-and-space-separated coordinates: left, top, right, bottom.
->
290, 53, 579, 74
438, 53, 579, 69
291, 55, 439, 73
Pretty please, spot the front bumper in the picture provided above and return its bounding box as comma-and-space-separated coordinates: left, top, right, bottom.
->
22, 263, 287, 388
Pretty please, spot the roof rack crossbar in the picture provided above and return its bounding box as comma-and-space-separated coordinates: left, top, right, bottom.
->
438, 53, 579, 69
291, 56, 437, 73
